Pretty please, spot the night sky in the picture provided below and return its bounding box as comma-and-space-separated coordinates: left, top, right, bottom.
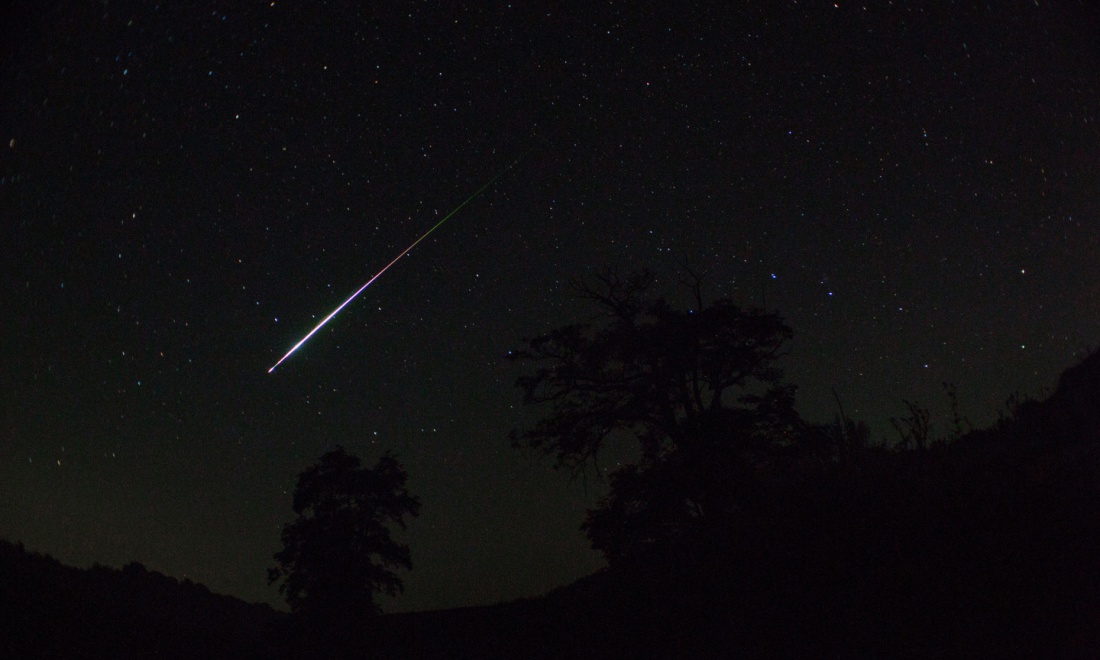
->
2, 3, 1098, 613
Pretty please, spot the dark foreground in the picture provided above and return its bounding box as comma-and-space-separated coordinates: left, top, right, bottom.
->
4, 354, 1100, 657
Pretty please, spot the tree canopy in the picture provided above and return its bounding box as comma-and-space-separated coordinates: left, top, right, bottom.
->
508, 269, 806, 561
268, 447, 420, 620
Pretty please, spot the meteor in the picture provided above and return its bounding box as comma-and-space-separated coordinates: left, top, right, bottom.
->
268, 158, 520, 373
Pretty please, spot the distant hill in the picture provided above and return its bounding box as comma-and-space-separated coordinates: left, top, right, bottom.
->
0, 541, 284, 658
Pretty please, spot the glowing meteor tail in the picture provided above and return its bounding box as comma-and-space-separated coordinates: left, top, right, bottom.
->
268, 158, 521, 373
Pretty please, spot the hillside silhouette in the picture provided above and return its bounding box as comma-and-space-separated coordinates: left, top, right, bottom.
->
372, 348, 1100, 658
3, 349, 1100, 657
0, 541, 284, 658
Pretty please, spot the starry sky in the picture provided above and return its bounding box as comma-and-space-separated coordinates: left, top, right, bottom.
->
1, 2, 1098, 613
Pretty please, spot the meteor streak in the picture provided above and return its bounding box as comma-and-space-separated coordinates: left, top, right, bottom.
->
268, 160, 519, 373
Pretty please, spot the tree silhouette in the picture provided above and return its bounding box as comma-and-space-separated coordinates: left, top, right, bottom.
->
508, 269, 803, 561
268, 447, 420, 623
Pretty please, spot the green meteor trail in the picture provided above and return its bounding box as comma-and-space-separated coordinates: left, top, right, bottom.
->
268, 158, 520, 373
